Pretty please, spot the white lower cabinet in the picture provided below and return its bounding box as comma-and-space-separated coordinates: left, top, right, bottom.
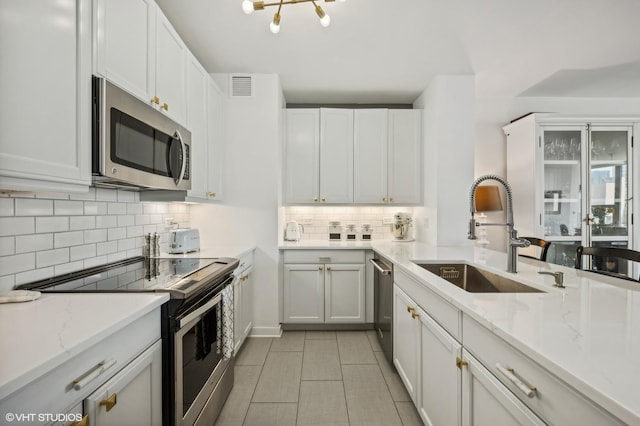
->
461, 350, 544, 426
233, 251, 254, 353
393, 270, 626, 426
282, 250, 366, 324
84, 340, 162, 426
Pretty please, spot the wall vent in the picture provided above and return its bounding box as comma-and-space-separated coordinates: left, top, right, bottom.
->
230, 74, 253, 98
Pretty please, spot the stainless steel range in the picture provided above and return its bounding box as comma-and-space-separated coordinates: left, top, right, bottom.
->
18, 256, 239, 426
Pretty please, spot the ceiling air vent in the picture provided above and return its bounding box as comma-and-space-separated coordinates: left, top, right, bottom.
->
230, 74, 253, 98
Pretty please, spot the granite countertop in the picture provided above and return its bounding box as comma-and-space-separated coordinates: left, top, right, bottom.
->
0, 292, 169, 401
370, 241, 640, 424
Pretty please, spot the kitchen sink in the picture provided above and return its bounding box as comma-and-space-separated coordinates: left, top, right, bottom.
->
415, 262, 543, 293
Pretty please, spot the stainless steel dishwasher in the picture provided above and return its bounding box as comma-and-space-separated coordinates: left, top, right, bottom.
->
371, 254, 394, 365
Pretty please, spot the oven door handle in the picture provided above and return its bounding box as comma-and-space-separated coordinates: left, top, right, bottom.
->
178, 293, 222, 329
370, 258, 391, 275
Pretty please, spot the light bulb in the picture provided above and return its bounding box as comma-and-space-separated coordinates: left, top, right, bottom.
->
320, 13, 331, 27
270, 13, 281, 34
242, 0, 254, 14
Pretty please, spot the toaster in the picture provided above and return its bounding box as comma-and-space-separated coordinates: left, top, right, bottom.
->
168, 228, 200, 254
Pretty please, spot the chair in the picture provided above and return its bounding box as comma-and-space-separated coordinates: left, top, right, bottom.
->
519, 237, 551, 262
575, 246, 640, 282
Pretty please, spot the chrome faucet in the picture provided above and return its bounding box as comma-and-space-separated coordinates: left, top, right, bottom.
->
468, 174, 530, 273
538, 271, 565, 288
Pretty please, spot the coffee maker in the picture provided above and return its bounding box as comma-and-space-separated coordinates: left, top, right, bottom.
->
392, 212, 414, 242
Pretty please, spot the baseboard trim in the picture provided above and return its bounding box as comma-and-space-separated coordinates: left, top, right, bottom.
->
281, 323, 374, 331
248, 325, 282, 338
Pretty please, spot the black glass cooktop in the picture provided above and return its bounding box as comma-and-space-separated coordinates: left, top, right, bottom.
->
17, 257, 233, 296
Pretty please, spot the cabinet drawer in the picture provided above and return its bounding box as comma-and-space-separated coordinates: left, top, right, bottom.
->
283, 250, 365, 264
235, 250, 254, 274
0, 309, 161, 418
463, 315, 623, 425
394, 269, 460, 340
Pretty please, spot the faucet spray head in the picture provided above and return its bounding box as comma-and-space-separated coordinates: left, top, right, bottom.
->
468, 217, 477, 240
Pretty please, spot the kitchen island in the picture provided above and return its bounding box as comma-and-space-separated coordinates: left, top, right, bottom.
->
371, 241, 640, 424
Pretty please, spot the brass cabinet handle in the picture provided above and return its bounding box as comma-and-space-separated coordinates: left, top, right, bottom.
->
70, 415, 89, 426
207, 191, 216, 197
319, 266, 323, 271
161, 103, 169, 111
314, 197, 318, 202
383, 197, 387, 202
496, 363, 537, 398
389, 197, 394, 203
321, 197, 326, 202
327, 266, 332, 271
407, 306, 414, 313
411, 311, 419, 319
100, 393, 117, 412
151, 96, 160, 105
456, 357, 468, 369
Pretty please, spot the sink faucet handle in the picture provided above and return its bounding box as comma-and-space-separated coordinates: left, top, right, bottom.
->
538, 271, 565, 288
468, 218, 477, 240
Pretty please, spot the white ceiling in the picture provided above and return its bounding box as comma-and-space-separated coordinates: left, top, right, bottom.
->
155, 0, 640, 104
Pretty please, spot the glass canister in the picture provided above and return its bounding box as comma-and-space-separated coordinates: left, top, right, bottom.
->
360, 224, 373, 240
328, 221, 342, 240
345, 224, 357, 241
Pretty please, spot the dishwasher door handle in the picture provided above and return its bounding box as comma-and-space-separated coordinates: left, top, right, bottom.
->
370, 258, 391, 275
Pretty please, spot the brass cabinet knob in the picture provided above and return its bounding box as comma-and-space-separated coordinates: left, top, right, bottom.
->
318, 266, 323, 271
99, 393, 117, 412
389, 197, 394, 203
327, 266, 332, 271
207, 192, 216, 197
321, 197, 326, 202
314, 197, 318, 202
161, 103, 169, 111
151, 96, 160, 105
411, 311, 419, 319
407, 306, 414, 313
70, 415, 89, 426
382, 197, 387, 202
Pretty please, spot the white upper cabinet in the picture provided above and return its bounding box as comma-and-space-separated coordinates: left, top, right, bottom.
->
0, 0, 91, 193
93, 0, 187, 125
205, 77, 224, 200
285, 108, 421, 205
285, 109, 320, 204
185, 53, 209, 200
388, 109, 422, 204
354, 109, 389, 204
320, 108, 354, 204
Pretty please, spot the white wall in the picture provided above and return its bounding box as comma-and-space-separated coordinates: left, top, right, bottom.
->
190, 73, 283, 337
413, 75, 476, 247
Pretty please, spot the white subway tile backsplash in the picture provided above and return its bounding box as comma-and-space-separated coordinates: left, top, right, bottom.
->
54, 200, 84, 216
0, 188, 191, 289
16, 234, 53, 253
70, 244, 97, 261
70, 216, 96, 231
96, 188, 117, 201
0, 253, 35, 275
0, 237, 15, 256
36, 248, 69, 268
0, 217, 35, 236
108, 203, 127, 215
36, 217, 69, 233
84, 229, 108, 244
15, 199, 53, 216
0, 198, 14, 216
108, 227, 127, 241
15, 267, 54, 286
54, 231, 84, 248
84, 201, 108, 215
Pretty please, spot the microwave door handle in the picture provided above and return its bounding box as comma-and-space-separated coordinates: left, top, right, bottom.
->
173, 129, 187, 186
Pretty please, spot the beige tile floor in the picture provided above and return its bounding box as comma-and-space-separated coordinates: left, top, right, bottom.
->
215, 330, 424, 426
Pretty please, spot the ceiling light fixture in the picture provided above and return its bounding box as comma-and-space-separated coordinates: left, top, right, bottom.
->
242, 0, 345, 34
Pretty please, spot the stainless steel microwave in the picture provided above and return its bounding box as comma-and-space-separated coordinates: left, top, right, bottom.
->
92, 77, 191, 190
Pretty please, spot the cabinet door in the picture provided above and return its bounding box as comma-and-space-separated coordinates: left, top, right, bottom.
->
354, 109, 388, 204
320, 108, 354, 204
0, 0, 91, 193
388, 110, 422, 204
393, 285, 420, 403
324, 264, 365, 323
417, 306, 462, 426
285, 109, 320, 203
84, 340, 163, 426
241, 266, 254, 340
154, 6, 187, 125
205, 78, 224, 200
283, 264, 324, 323
185, 53, 209, 200
461, 350, 544, 426
93, 0, 155, 105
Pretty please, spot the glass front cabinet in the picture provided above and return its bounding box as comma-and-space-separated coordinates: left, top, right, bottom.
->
505, 114, 639, 276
